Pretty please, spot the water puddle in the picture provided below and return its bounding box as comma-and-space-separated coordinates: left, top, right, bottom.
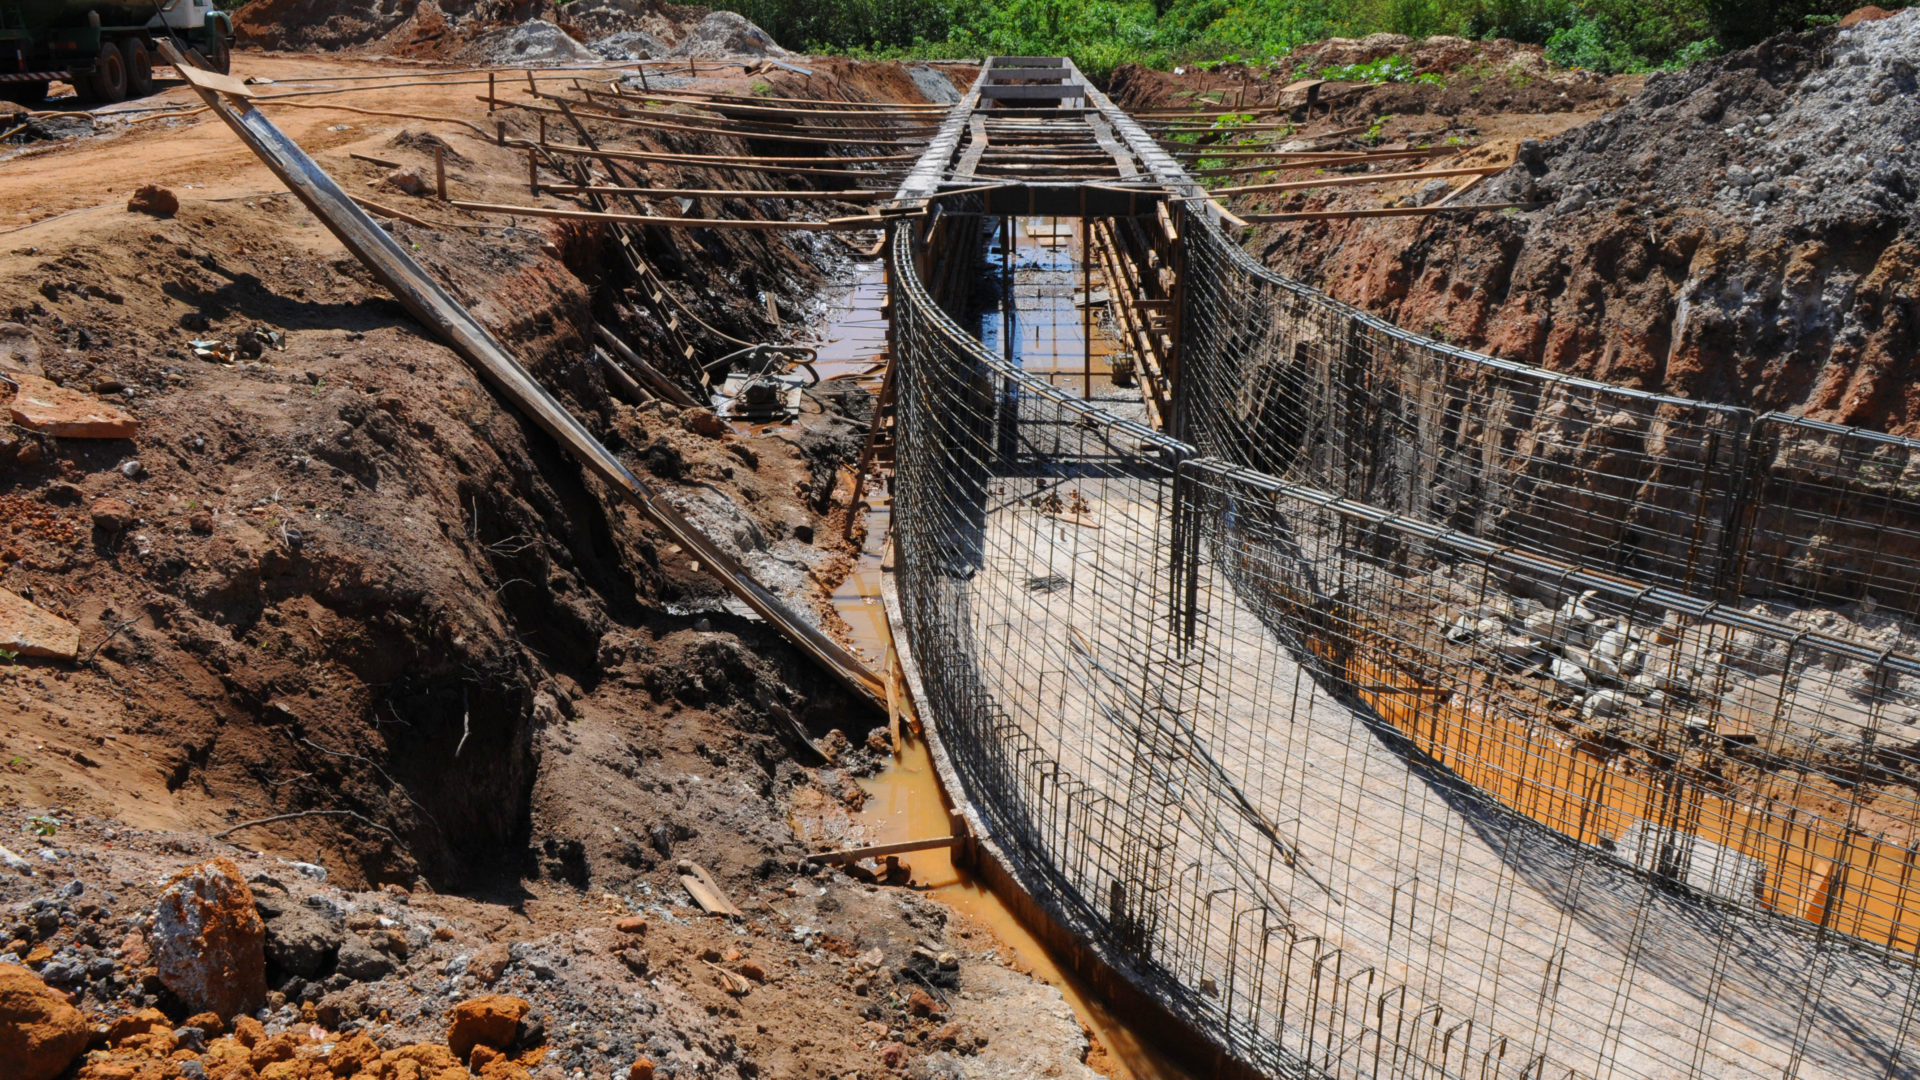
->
976, 216, 1127, 405
807, 260, 891, 382
829, 499, 891, 670
857, 734, 1194, 1080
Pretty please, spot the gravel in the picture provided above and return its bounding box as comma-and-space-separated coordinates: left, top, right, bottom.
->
459, 19, 600, 67
665, 12, 787, 59
1499, 9, 1920, 238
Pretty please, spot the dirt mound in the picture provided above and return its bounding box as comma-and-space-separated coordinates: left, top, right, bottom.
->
557, 0, 678, 41
590, 29, 668, 60
1505, 13, 1916, 249
230, 0, 462, 51
907, 64, 962, 105
1467, 11, 1920, 427
233, 0, 690, 59
1222, 13, 1920, 433
1280, 31, 1576, 85
457, 19, 599, 65
666, 11, 787, 59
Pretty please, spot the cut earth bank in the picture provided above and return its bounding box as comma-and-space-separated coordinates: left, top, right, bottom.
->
0, 32, 1117, 1080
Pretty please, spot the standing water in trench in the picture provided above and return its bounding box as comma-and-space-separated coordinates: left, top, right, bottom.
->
808, 219, 1193, 1080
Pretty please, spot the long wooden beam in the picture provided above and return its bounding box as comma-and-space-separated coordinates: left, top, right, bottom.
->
1238, 201, 1539, 223
1189, 147, 1460, 177
485, 95, 930, 148
450, 200, 894, 230
538, 142, 909, 179
804, 836, 961, 864
1210, 163, 1511, 197
589, 89, 946, 124
633, 87, 947, 111
538, 184, 888, 202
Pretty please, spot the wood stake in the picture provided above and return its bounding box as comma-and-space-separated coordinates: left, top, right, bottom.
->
435, 145, 446, 200
488, 71, 495, 112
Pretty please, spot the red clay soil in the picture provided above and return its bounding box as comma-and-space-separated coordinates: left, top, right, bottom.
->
1117, 20, 1920, 434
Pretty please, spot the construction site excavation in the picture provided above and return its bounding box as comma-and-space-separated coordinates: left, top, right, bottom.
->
3, 4, 1920, 1080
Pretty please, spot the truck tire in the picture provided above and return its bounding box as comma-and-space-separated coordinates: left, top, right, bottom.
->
209, 32, 231, 75
88, 42, 128, 104
123, 38, 155, 98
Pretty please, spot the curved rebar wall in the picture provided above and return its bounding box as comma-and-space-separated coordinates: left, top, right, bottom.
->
887, 205, 1920, 1080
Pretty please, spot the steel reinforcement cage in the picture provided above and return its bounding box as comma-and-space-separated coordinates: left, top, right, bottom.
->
885, 198, 1920, 1080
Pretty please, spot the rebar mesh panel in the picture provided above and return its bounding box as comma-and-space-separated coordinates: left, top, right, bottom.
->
886, 205, 1920, 1080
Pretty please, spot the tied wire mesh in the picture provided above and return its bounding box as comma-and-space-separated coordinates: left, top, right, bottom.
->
887, 201, 1920, 1080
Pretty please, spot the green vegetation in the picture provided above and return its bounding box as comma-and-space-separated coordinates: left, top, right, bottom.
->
731, 0, 1897, 78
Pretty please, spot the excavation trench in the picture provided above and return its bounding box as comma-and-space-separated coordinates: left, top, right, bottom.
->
810, 217, 1193, 1080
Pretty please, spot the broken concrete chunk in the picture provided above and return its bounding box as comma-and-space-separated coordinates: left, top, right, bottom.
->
8, 374, 138, 439
0, 588, 79, 661
0, 324, 43, 376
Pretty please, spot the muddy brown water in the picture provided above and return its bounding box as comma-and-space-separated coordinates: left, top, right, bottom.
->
815, 218, 1193, 1079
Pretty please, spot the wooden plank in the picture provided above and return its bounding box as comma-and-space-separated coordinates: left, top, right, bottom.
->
536, 141, 911, 179
175, 63, 256, 99
1187, 147, 1460, 177
497, 93, 932, 148
349, 194, 434, 228
979, 84, 1086, 100
805, 835, 962, 865
678, 860, 743, 917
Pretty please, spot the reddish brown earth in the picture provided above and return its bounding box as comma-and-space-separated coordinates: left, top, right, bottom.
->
1117, 19, 1920, 433
0, 38, 1111, 1080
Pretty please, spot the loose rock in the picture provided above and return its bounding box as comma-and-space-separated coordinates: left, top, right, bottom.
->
447, 994, 531, 1062
151, 857, 268, 1019
0, 962, 90, 1080
89, 497, 135, 532
126, 185, 179, 217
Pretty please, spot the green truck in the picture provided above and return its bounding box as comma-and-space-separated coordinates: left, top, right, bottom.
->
2, 0, 234, 105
